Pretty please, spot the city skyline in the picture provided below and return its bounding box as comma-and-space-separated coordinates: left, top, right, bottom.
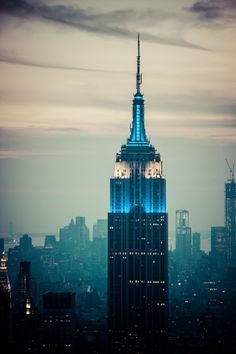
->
1, 4, 236, 351
0, 0, 235, 234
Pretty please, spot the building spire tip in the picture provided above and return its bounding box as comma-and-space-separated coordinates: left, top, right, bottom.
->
136, 32, 142, 92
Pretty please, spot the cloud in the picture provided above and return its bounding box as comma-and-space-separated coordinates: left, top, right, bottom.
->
158, 117, 236, 128
0, 126, 85, 159
187, 0, 236, 21
0, 52, 126, 74
149, 95, 236, 117
0, 149, 66, 159
0, 0, 206, 50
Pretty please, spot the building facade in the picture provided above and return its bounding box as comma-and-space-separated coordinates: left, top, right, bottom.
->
0, 253, 11, 349
42, 292, 76, 352
59, 216, 89, 253
0, 238, 4, 255
225, 172, 236, 264
93, 219, 108, 240
192, 232, 201, 258
175, 210, 192, 260
108, 35, 168, 353
211, 226, 228, 263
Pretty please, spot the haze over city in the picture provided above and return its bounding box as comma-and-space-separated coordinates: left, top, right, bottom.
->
0, 0, 235, 236
1, 2, 236, 354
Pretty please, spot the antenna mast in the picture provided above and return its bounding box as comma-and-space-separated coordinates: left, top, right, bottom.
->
136, 33, 142, 92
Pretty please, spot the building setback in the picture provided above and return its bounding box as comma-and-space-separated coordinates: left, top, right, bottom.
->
108, 34, 168, 353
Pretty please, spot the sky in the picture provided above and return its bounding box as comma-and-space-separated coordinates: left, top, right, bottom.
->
0, 0, 235, 244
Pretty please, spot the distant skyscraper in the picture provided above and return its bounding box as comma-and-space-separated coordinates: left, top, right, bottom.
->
93, 219, 107, 240
44, 235, 57, 249
0, 253, 11, 348
19, 234, 32, 251
60, 219, 75, 250
108, 34, 168, 353
0, 238, 4, 255
192, 232, 201, 258
60, 216, 89, 252
175, 210, 192, 260
225, 166, 236, 264
211, 226, 228, 263
75, 216, 90, 246
92, 219, 107, 266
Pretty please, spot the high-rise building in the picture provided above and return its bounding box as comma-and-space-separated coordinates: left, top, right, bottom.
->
41, 292, 76, 352
44, 235, 57, 249
0, 253, 11, 349
19, 234, 32, 251
14, 261, 36, 318
92, 219, 107, 268
60, 216, 89, 252
93, 219, 108, 240
192, 232, 201, 258
0, 238, 4, 255
108, 34, 168, 353
12, 261, 39, 353
211, 226, 228, 264
225, 168, 236, 264
175, 210, 192, 260
75, 216, 90, 246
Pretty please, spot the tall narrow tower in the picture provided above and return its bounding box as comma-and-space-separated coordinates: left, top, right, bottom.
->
108, 34, 168, 353
225, 161, 236, 264
175, 210, 192, 261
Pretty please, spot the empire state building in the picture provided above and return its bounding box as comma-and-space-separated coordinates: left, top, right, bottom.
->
108, 34, 168, 353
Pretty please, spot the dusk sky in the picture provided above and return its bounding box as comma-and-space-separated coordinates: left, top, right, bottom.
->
0, 0, 235, 243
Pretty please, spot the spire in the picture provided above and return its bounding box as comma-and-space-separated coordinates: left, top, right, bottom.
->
127, 33, 148, 144
136, 32, 142, 92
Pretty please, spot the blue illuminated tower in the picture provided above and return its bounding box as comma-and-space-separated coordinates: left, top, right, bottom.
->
108, 34, 168, 353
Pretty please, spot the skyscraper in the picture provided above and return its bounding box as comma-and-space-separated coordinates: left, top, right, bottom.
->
42, 292, 76, 352
211, 226, 228, 263
108, 34, 168, 353
44, 235, 57, 249
92, 219, 107, 268
0, 253, 11, 349
175, 210, 192, 260
192, 232, 201, 258
60, 216, 89, 252
0, 238, 4, 255
225, 166, 236, 264
93, 219, 108, 240
19, 234, 32, 251
12, 261, 39, 353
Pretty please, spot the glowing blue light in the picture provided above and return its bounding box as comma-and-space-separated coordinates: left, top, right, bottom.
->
110, 178, 130, 213
129, 95, 148, 143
